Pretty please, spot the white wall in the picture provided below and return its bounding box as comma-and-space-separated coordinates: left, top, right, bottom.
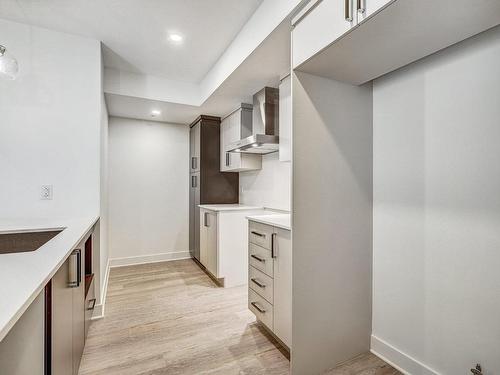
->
108, 117, 189, 264
96, 91, 109, 311
0, 18, 102, 219
239, 153, 291, 211
372, 27, 500, 374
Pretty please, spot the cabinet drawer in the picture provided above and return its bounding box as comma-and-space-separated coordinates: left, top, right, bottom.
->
249, 266, 274, 304
249, 289, 273, 331
249, 221, 273, 250
249, 243, 273, 277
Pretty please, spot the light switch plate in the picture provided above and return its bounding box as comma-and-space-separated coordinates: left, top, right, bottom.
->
41, 185, 53, 200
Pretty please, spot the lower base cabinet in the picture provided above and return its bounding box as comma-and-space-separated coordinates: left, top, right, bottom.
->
200, 210, 218, 278
84, 276, 95, 339
199, 207, 267, 287
248, 221, 292, 348
52, 254, 78, 375
51, 229, 95, 375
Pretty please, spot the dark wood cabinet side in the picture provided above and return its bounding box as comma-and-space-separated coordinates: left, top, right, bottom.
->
189, 115, 239, 205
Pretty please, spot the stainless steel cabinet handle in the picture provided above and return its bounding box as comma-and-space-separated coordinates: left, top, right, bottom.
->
191, 157, 197, 170
192, 175, 197, 188
271, 233, 277, 258
251, 231, 265, 238
87, 298, 96, 311
345, 0, 353, 21
68, 249, 81, 288
251, 301, 266, 313
226, 152, 230, 167
357, 0, 365, 13
251, 254, 265, 263
251, 278, 266, 288
204, 212, 209, 227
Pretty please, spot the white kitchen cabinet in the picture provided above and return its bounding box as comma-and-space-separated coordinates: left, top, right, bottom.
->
292, 0, 355, 69
248, 220, 292, 348
279, 75, 291, 162
356, 0, 393, 22
199, 206, 266, 287
220, 105, 261, 172
272, 227, 292, 347
200, 210, 218, 277
294, 0, 500, 85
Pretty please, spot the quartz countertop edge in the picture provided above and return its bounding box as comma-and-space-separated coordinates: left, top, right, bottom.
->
198, 204, 264, 212
0, 215, 99, 342
246, 214, 291, 231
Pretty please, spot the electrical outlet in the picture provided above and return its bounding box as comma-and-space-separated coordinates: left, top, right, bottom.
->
41, 185, 53, 200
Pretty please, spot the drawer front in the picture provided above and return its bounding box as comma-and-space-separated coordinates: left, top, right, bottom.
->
249, 243, 274, 277
249, 289, 273, 331
249, 266, 274, 304
249, 221, 273, 250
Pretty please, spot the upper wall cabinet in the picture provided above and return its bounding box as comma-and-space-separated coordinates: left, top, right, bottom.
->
220, 105, 262, 172
292, 0, 500, 85
292, 0, 357, 69
356, 0, 393, 22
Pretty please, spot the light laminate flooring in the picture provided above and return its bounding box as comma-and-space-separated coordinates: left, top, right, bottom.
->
79, 259, 400, 375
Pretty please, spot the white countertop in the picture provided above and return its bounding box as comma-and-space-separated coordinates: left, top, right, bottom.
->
0, 215, 98, 342
246, 213, 291, 231
198, 204, 263, 212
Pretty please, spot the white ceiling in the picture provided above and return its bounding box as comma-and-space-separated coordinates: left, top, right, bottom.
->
106, 20, 291, 124
0, 0, 263, 82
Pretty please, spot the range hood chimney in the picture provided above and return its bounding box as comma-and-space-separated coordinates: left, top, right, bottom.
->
227, 87, 279, 155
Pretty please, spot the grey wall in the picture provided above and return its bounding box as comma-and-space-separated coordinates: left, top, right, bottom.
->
292, 72, 373, 374
372, 26, 500, 374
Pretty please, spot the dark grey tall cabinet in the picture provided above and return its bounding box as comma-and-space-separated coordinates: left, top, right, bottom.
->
189, 115, 239, 261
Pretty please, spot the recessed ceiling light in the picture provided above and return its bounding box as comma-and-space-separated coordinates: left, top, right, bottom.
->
168, 33, 183, 43
151, 110, 161, 117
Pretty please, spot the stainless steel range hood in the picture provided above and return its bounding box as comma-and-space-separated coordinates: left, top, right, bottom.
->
227, 87, 279, 154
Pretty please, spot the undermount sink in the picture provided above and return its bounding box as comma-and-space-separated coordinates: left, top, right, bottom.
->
0, 229, 64, 254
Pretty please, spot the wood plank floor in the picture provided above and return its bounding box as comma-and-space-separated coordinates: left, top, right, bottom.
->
79, 259, 400, 375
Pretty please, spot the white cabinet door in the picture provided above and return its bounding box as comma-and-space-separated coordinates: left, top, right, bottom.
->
200, 209, 218, 277
220, 112, 242, 171
200, 210, 208, 267
356, 0, 392, 22
220, 108, 261, 172
220, 117, 230, 172
292, 0, 355, 68
206, 212, 218, 277
273, 227, 292, 348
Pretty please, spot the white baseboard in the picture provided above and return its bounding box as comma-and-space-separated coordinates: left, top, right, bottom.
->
109, 251, 192, 268
91, 258, 111, 320
371, 335, 440, 375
